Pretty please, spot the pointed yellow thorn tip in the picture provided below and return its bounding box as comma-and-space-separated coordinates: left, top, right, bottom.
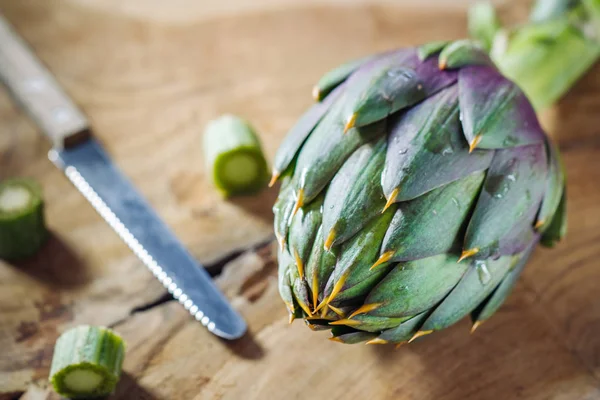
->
292, 188, 304, 217
324, 229, 336, 251
344, 113, 357, 134
439, 59, 447, 70
394, 341, 408, 350
297, 299, 313, 318
469, 134, 482, 153
349, 303, 382, 319
269, 171, 280, 188
328, 304, 346, 317
276, 234, 286, 251
288, 313, 295, 324
383, 188, 399, 213
312, 274, 319, 310
279, 238, 286, 252
458, 248, 479, 263
534, 219, 545, 230
330, 319, 361, 327
327, 271, 350, 305
408, 330, 433, 343
329, 336, 345, 343
293, 248, 305, 280
315, 298, 329, 313
312, 86, 321, 101
370, 251, 394, 271
319, 303, 329, 318
284, 301, 295, 315
471, 320, 484, 334
366, 338, 389, 345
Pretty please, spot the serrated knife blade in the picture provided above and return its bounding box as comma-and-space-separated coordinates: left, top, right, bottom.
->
0, 15, 247, 340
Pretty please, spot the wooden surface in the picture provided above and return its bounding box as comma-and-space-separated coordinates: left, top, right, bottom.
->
0, 0, 599, 399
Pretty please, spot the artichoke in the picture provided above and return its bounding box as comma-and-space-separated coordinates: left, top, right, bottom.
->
271, 41, 567, 345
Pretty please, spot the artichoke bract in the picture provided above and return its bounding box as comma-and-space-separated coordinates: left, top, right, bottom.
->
271, 41, 566, 345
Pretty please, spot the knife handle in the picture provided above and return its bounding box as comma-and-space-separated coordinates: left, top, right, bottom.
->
0, 14, 90, 149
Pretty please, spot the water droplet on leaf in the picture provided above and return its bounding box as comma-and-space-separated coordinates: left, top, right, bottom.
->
475, 261, 491, 285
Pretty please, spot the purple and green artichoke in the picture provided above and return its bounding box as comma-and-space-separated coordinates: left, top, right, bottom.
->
271, 40, 567, 345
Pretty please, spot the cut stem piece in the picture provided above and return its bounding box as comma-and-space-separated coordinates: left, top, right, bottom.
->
0, 178, 48, 260
49, 325, 126, 399
203, 115, 269, 197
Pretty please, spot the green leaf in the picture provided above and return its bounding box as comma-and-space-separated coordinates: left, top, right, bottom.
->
322, 138, 387, 249
328, 207, 397, 304
333, 314, 412, 333
418, 41, 450, 61
288, 194, 324, 278
313, 56, 374, 101
342, 50, 457, 128
289, 263, 313, 316
471, 240, 536, 324
330, 327, 378, 344
541, 190, 567, 247
377, 312, 429, 344
292, 100, 387, 204
364, 254, 468, 318
381, 85, 493, 202
381, 171, 486, 261
272, 84, 345, 179
278, 247, 296, 314
465, 144, 548, 257
536, 139, 565, 233
272, 179, 295, 250
458, 66, 546, 150
305, 227, 338, 308
438, 39, 493, 69
420, 255, 514, 332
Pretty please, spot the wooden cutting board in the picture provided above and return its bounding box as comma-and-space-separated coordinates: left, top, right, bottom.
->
1, 0, 600, 399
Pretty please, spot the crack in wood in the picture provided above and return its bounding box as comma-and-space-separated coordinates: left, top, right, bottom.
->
204, 236, 276, 277
106, 237, 277, 330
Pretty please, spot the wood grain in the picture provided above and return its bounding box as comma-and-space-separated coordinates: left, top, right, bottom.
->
0, 0, 599, 399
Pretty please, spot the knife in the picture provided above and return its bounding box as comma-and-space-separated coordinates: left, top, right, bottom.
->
0, 15, 247, 340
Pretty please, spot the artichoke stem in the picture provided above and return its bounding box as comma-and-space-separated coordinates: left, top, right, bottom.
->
473, 0, 600, 110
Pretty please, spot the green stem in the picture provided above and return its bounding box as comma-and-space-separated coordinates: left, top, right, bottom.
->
470, 0, 600, 110
203, 115, 269, 197
49, 325, 125, 399
0, 178, 48, 260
